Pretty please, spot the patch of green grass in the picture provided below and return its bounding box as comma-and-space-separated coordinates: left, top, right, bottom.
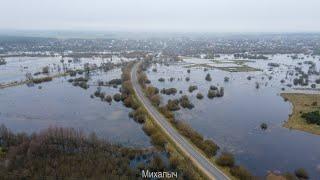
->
281, 93, 320, 135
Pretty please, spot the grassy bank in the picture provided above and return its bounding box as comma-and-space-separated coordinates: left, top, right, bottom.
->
281, 93, 320, 135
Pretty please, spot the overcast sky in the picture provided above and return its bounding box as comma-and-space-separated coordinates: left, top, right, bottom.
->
0, 0, 319, 32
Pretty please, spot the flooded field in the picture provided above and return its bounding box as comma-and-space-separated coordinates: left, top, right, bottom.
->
1, 54, 320, 177
0, 57, 150, 147
0, 56, 132, 84
146, 54, 320, 177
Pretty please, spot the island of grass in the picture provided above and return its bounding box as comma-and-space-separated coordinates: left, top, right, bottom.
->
211, 59, 256, 65
281, 93, 320, 135
215, 65, 261, 72
184, 63, 260, 72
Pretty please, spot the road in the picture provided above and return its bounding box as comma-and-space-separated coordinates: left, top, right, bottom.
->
131, 62, 229, 180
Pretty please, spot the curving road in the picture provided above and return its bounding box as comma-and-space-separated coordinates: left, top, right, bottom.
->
131, 62, 229, 180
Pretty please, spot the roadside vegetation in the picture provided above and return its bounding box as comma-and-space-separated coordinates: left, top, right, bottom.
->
121, 61, 206, 179
216, 152, 253, 180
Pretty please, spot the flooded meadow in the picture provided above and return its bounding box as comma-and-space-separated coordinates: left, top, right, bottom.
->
1, 54, 320, 177
146, 54, 320, 178
0, 56, 151, 147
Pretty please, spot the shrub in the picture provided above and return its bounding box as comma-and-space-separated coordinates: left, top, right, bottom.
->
210, 85, 218, 90
105, 95, 112, 103
150, 95, 161, 107
217, 87, 224, 97
94, 87, 101, 97
260, 123, 268, 130
185, 77, 190, 82
33, 72, 41, 76
150, 133, 166, 148
160, 88, 177, 95
294, 168, 309, 179
255, 82, 260, 89
179, 95, 194, 109
77, 70, 84, 75
169, 155, 180, 169
42, 66, 49, 74
202, 139, 219, 157
188, 85, 198, 93
166, 99, 180, 111
301, 111, 320, 125
158, 106, 175, 119
98, 92, 105, 100
141, 124, 152, 137
208, 90, 217, 99
73, 77, 88, 82
205, 73, 212, 81
138, 72, 149, 87
187, 69, 190, 73
78, 82, 89, 89
196, 93, 204, 99
132, 108, 146, 124
32, 77, 53, 84
224, 77, 230, 82
158, 78, 165, 82
268, 63, 280, 67
145, 79, 151, 84
149, 155, 165, 171
108, 78, 122, 85
173, 120, 219, 157
69, 70, 77, 77
113, 93, 122, 102
123, 96, 134, 107
216, 152, 235, 167
230, 166, 254, 180
146, 86, 159, 97
71, 77, 89, 89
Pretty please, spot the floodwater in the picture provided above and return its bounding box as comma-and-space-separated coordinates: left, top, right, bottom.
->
147, 54, 320, 178
0, 56, 132, 84
0, 57, 150, 147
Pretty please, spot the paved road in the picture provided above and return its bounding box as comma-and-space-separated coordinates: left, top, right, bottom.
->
131, 62, 229, 180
